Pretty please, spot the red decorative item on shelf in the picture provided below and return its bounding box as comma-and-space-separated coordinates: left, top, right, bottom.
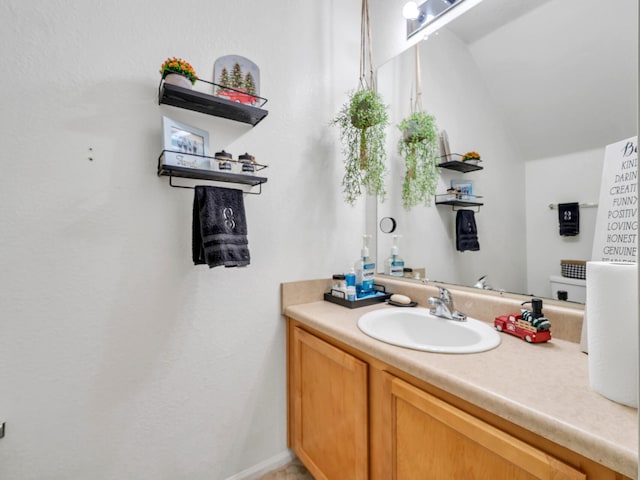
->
213, 54, 261, 106
494, 313, 552, 343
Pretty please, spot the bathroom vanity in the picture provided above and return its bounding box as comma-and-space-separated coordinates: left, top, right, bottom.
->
283, 279, 637, 480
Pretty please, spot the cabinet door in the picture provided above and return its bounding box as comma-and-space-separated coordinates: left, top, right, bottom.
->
290, 327, 368, 480
388, 376, 586, 480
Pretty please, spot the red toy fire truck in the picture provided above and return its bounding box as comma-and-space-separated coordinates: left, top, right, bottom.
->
217, 89, 259, 105
494, 298, 552, 343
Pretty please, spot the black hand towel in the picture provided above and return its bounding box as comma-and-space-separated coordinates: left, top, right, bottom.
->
558, 202, 580, 236
456, 209, 480, 252
192, 186, 250, 268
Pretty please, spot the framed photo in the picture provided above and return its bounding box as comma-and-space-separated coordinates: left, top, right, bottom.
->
161, 116, 210, 170
439, 130, 451, 159
451, 179, 474, 196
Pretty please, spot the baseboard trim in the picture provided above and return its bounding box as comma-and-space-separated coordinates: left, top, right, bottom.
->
224, 450, 296, 480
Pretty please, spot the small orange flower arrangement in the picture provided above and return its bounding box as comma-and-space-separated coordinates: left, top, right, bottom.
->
160, 57, 198, 85
462, 151, 481, 162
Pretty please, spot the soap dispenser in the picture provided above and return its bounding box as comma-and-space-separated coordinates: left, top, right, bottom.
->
355, 235, 375, 297
521, 298, 551, 331
384, 235, 405, 276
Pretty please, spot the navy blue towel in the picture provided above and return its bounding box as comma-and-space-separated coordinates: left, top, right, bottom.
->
192, 186, 250, 268
558, 202, 579, 236
456, 209, 480, 252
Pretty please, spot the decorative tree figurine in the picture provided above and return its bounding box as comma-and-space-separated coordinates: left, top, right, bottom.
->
244, 72, 256, 96
231, 62, 244, 90
217, 66, 230, 94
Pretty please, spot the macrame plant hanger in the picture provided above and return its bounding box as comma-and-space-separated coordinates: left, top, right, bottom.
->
412, 42, 423, 114
359, 0, 375, 92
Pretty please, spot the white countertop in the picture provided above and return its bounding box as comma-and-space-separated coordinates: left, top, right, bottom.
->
285, 300, 638, 479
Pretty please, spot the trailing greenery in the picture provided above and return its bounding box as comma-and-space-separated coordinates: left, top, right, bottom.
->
397, 111, 439, 210
333, 88, 389, 205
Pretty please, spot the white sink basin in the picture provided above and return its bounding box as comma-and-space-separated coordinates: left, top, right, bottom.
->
357, 307, 501, 354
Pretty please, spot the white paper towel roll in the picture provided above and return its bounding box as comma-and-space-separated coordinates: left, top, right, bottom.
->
586, 261, 638, 407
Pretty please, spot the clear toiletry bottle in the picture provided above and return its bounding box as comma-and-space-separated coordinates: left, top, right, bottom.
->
345, 268, 356, 301
384, 235, 405, 276
356, 234, 375, 297
331, 274, 347, 298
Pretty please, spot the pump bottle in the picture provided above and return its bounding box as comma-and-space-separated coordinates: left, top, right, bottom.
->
384, 235, 405, 276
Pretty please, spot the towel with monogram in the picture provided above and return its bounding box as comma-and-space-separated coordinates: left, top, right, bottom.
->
456, 209, 480, 252
192, 186, 250, 268
558, 202, 580, 236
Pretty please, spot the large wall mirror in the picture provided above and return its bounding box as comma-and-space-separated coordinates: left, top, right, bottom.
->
375, 0, 637, 303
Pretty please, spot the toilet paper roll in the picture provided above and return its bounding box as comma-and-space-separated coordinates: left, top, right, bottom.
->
586, 261, 638, 407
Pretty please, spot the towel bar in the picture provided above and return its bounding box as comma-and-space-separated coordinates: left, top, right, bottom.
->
168, 174, 263, 195
548, 202, 597, 210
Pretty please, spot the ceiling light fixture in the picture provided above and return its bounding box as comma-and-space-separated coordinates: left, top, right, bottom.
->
405, 0, 484, 40
402, 1, 420, 20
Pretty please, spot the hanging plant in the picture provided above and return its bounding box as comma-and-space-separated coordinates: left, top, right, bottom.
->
333, 88, 388, 204
332, 0, 389, 205
398, 111, 439, 209
397, 44, 440, 210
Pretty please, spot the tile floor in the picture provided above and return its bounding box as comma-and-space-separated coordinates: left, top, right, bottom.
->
258, 458, 314, 480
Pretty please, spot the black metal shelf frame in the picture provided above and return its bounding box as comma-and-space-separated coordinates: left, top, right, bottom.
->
437, 153, 483, 211
157, 150, 268, 195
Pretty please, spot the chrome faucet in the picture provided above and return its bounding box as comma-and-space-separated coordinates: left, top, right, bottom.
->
427, 287, 467, 322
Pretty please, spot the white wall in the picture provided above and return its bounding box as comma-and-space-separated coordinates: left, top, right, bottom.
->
465, 0, 638, 162
525, 148, 604, 297
0, 1, 367, 479
377, 28, 527, 293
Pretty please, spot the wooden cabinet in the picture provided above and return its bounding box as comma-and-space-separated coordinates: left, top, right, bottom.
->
289, 326, 368, 480
385, 374, 585, 480
287, 319, 631, 480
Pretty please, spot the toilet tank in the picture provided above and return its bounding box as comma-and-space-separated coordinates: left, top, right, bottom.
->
549, 275, 586, 303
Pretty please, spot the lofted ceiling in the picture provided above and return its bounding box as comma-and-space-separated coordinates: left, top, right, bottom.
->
443, 0, 638, 160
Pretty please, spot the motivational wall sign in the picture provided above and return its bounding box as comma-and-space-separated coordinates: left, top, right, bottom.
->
591, 136, 638, 262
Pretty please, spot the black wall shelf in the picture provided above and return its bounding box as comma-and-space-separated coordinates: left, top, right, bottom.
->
435, 194, 483, 210
158, 80, 269, 126
438, 159, 483, 173
435, 199, 484, 208
157, 151, 268, 193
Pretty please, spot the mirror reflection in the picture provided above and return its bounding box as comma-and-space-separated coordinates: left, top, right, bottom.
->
376, 0, 638, 302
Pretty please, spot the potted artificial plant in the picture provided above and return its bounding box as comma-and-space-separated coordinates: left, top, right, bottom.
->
160, 57, 198, 89
462, 151, 482, 165
397, 44, 440, 210
332, 0, 389, 205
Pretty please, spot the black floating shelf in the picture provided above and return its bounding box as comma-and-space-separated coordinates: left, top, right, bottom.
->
157, 151, 268, 191
158, 80, 269, 126
435, 199, 484, 208
438, 160, 483, 173
435, 193, 483, 210
158, 164, 267, 187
